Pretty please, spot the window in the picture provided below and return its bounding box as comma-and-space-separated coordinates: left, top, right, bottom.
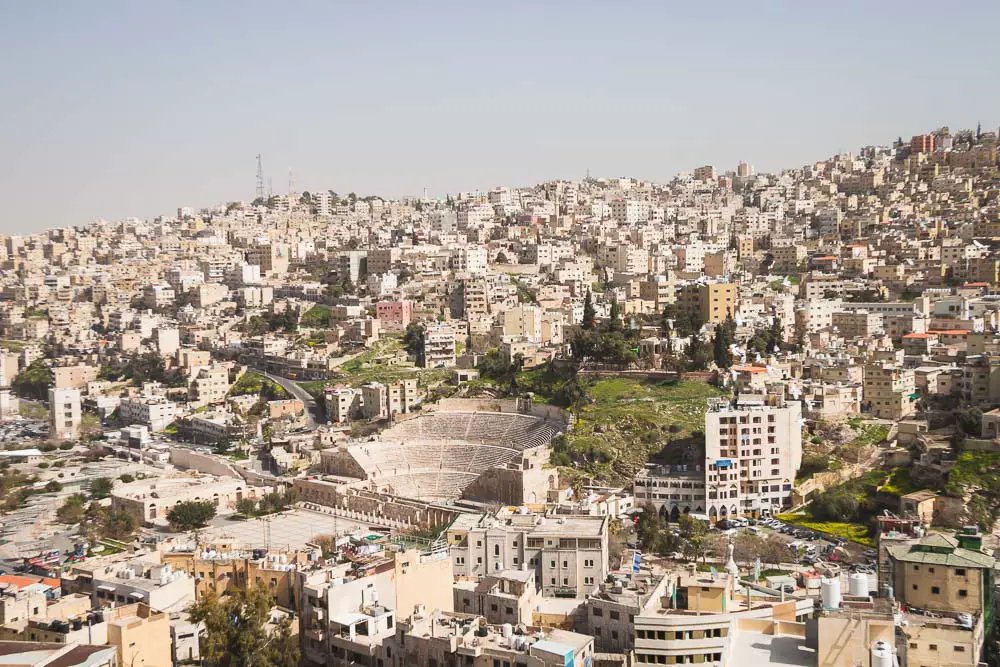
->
909, 643, 917, 649
959, 589, 968, 597
594, 628, 602, 637
610, 610, 620, 620
912, 584, 918, 590
955, 568, 966, 576
612, 630, 619, 640
954, 647, 966, 653
931, 586, 940, 594
929, 645, 937, 651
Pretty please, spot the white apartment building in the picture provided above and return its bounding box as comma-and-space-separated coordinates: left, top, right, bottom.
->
451, 245, 488, 275
457, 203, 494, 229
119, 395, 177, 433
503, 306, 543, 343
610, 199, 650, 225
447, 510, 609, 599
189, 366, 229, 406
703, 394, 802, 521
324, 386, 362, 423
49, 387, 81, 440
421, 323, 456, 368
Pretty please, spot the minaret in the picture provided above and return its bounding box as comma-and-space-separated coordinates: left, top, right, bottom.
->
725, 540, 739, 581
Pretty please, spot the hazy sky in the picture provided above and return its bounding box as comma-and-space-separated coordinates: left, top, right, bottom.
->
2, 1, 999, 234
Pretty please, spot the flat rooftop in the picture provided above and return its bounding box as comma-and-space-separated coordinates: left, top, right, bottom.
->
730, 628, 815, 667
201, 508, 380, 549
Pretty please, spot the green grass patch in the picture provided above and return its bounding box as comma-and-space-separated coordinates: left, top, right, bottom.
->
775, 512, 874, 546
552, 378, 723, 483
299, 304, 331, 328
946, 450, 1000, 496
880, 467, 919, 497
229, 371, 289, 399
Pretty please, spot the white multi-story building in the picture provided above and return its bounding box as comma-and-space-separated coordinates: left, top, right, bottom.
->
451, 245, 488, 275
447, 510, 609, 599
457, 203, 494, 229
421, 323, 456, 368
49, 387, 81, 440
610, 199, 650, 225
119, 395, 177, 433
703, 393, 802, 521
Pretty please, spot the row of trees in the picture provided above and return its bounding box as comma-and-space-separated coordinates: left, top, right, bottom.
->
634, 504, 792, 568
572, 292, 640, 366
235, 490, 299, 518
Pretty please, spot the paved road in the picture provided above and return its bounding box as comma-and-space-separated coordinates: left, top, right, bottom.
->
260, 371, 322, 428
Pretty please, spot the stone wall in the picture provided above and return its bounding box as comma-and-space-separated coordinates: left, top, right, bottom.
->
293, 477, 460, 531
169, 448, 242, 480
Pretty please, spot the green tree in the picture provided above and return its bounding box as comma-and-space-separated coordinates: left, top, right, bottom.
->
119, 474, 135, 484
167, 501, 216, 531
712, 324, 732, 369
89, 477, 113, 500
402, 322, 425, 358
104, 509, 138, 541
635, 503, 664, 552
44, 480, 62, 493
686, 336, 710, 371
678, 514, 709, 562
607, 298, 623, 332
11, 361, 53, 401
57, 494, 87, 524
188, 586, 299, 667
235, 498, 258, 517
582, 290, 596, 330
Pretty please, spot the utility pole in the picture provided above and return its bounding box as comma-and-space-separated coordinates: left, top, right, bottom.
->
255, 154, 265, 201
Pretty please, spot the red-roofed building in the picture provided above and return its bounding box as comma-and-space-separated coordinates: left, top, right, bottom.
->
902, 332, 939, 355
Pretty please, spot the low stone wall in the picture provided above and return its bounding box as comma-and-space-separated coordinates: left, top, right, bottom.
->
293, 478, 463, 531
169, 449, 242, 479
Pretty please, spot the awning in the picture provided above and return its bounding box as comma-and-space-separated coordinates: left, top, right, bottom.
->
128, 592, 145, 599
97, 585, 116, 592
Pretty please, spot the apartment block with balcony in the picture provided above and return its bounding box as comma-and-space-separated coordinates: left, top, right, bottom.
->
703, 393, 802, 522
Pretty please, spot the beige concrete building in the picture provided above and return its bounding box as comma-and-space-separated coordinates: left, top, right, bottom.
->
383, 611, 595, 667
887, 529, 996, 667
832, 310, 884, 339
53, 364, 99, 390
111, 474, 272, 525
453, 569, 539, 626
299, 547, 455, 667
49, 386, 81, 440
863, 363, 916, 420
188, 365, 229, 406
163, 539, 317, 608
324, 386, 361, 423
677, 282, 737, 326
634, 567, 813, 666
361, 378, 419, 420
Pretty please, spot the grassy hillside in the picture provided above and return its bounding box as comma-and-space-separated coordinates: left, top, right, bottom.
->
552, 377, 724, 483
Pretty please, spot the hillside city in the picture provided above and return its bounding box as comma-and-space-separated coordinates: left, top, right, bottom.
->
0, 125, 998, 667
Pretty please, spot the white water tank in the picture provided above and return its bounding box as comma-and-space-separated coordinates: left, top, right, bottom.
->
502, 623, 513, 639
849, 572, 870, 597
871, 641, 892, 667
821, 577, 841, 609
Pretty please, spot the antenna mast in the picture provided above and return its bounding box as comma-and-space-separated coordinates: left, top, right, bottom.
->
255, 154, 265, 201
